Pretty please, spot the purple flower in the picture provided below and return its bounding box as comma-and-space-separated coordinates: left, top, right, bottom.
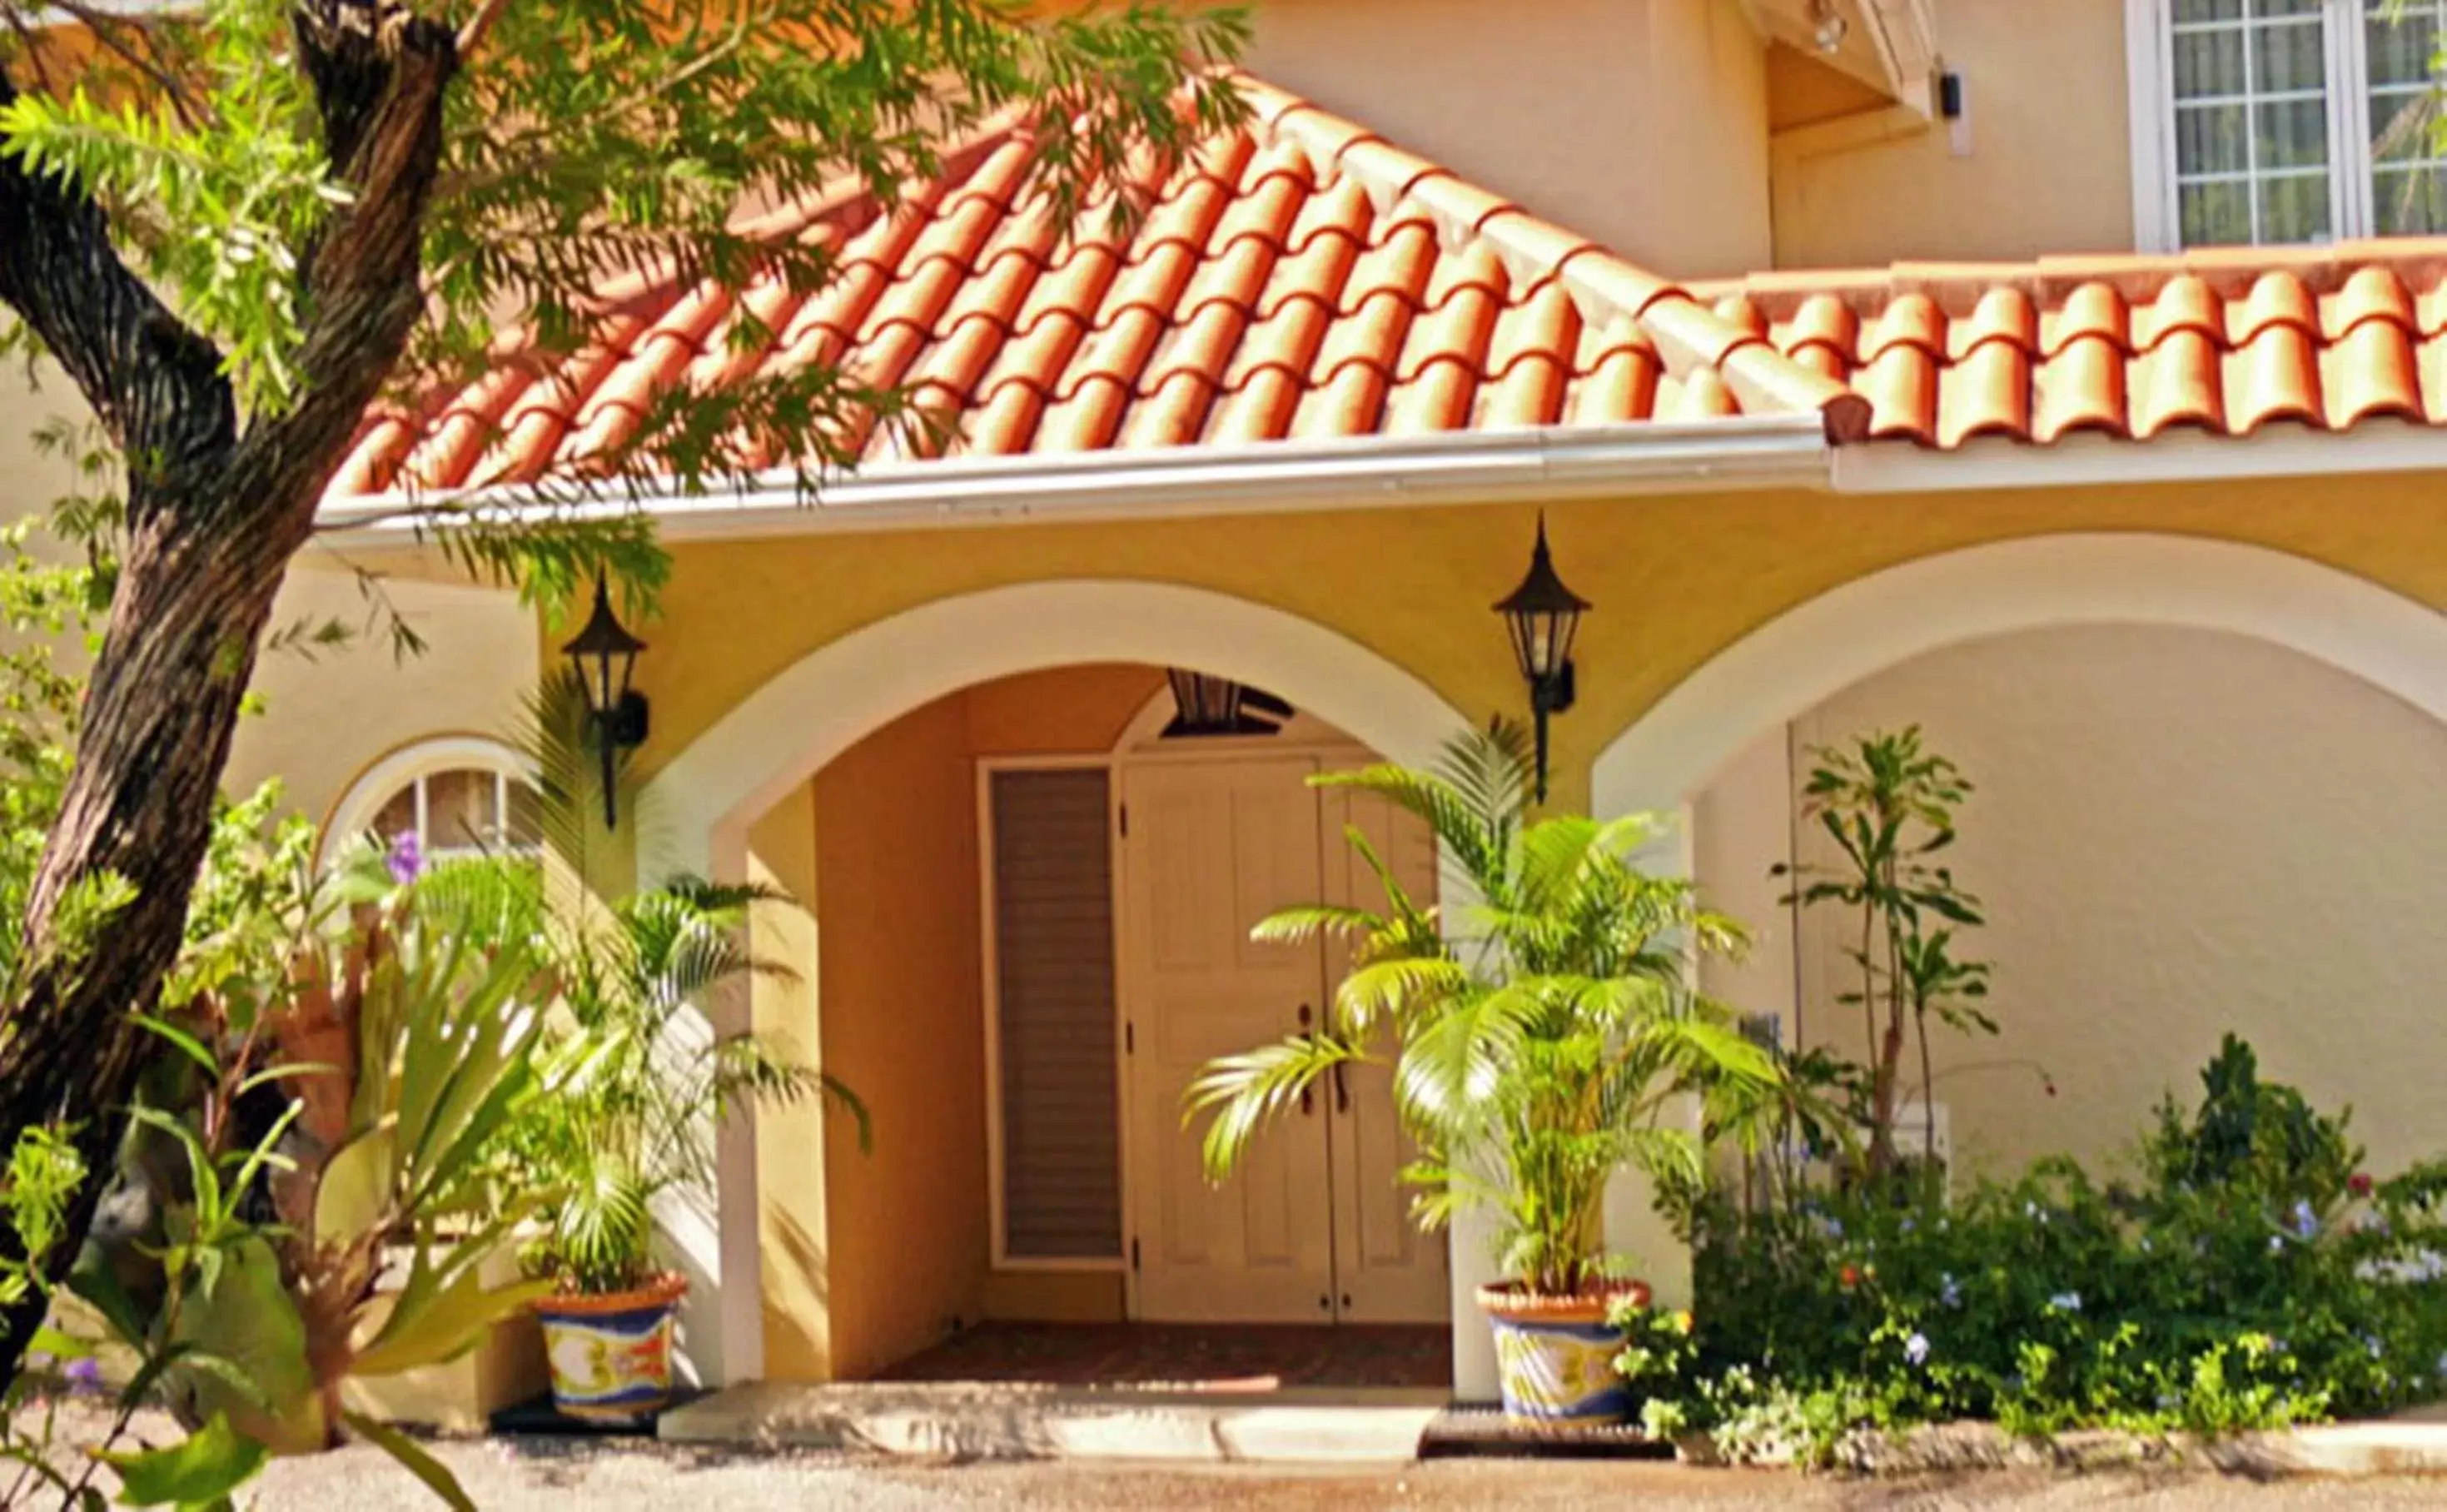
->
63, 1357, 102, 1395
1939, 1273, 1962, 1308
1904, 1332, 1931, 1367
2291, 1200, 2320, 1240
385, 829, 424, 886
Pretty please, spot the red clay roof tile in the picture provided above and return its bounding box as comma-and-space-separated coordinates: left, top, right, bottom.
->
330, 76, 2447, 498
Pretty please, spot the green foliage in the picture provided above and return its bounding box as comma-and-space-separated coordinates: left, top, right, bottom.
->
0, 0, 1248, 500
1778, 727, 1993, 1184
1188, 721, 1775, 1297
497, 871, 862, 1296
484, 675, 863, 1297
1635, 1042, 2447, 1464
2145, 1032, 2358, 1211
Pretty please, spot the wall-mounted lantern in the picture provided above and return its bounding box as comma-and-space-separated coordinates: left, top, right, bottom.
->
1494, 515, 1589, 804
1164, 669, 1249, 737
561, 574, 650, 829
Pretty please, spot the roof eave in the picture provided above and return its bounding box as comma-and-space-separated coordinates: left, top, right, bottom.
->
313, 417, 1838, 550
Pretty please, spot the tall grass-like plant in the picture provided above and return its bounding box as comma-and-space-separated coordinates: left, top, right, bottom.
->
1188, 722, 1775, 1297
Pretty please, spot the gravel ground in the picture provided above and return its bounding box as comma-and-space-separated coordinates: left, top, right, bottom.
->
20, 1405, 2447, 1510
240, 1437, 2447, 1511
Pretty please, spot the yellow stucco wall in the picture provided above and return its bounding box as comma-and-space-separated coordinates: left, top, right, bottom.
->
778, 663, 1175, 1375
632, 473, 2447, 823
810, 693, 988, 1380
1771, 0, 2138, 266
633, 467, 2447, 1380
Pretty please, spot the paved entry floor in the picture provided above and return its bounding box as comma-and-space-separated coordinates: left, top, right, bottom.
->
878, 1323, 1454, 1392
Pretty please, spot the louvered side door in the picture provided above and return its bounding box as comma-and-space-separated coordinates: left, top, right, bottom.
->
986, 767, 1125, 1266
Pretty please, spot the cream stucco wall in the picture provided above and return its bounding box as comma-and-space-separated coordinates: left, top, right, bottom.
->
0, 361, 537, 828
1243, 0, 1773, 275
1770, 0, 2138, 266
1753, 624, 2447, 1180
235, 564, 541, 826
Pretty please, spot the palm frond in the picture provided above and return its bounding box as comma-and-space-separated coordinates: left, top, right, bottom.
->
1185, 1033, 1362, 1180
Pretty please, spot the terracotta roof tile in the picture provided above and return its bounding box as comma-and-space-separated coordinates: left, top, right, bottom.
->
1698, 244, 2447, 448
331, 77, 2447, 498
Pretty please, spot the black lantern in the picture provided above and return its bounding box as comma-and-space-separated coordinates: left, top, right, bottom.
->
1494, 515, 1589, 803
1165, 669, 1248, 737
561, 574, 650, 829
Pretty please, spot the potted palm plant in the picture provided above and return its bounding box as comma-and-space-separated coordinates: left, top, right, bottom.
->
506, 877, 865, 1421
1189, 723, 1773, 1425
495, 674, 867, 1423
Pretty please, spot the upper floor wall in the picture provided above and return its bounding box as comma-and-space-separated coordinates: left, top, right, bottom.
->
1771, 0, 2141, 266
1251, 0, 2447, 275
1242, 0, 1776, 277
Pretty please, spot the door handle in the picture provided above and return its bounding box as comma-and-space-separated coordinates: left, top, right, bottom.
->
1333, 1061, 1350, 1115
1297, 1003, 1315, 1115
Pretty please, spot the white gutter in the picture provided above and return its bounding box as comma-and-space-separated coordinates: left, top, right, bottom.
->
1833, 419, 2447, 494
313, 415, 1834, 549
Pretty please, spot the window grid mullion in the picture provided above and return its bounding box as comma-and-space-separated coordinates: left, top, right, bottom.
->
2333, 0, 2374, 238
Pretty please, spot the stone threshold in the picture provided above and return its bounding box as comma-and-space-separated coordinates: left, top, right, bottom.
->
658, 1380, 1448, 1465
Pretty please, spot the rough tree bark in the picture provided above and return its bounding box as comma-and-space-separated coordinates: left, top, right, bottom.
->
0, 1, 458, 1376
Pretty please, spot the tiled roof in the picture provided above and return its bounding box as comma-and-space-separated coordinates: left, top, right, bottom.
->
328, 75, 1871, 499
1694, 247, 2447, 450
329, 77, 2447, 501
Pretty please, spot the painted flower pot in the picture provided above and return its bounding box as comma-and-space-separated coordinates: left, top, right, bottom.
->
1477, 1279, 1649, 1425
534, 1274, 687, 1423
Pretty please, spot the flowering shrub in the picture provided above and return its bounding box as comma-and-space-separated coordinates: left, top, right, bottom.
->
1626, 1040, 2447, 1462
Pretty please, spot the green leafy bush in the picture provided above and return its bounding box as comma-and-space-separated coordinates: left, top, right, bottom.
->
1631, 1041, 2447, 1462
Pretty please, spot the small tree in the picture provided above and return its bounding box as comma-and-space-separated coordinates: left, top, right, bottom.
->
0, 0, 1245, 1384
1780, 727, 1992, 1183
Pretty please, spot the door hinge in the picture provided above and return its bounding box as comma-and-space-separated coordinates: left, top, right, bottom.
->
1118, 803, 1129, 838
1130, 1236, 1141, 1271
1124, 1020, 1135, 1055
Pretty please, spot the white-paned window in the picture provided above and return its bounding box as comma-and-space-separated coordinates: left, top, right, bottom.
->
322, 738, 542, 868
2133, 0, 2447, 247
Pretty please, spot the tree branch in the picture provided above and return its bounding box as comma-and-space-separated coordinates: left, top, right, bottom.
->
0, 72, 235, 505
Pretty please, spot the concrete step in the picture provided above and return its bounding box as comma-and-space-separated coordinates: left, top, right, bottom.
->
659, 1381, 1447, 1465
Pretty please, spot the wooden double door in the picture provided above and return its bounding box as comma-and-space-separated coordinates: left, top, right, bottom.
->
1117, 753, 1449, 1325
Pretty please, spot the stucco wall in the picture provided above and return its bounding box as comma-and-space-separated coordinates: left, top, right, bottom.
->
235, 565, 541, 826
812, 693, 989, 1380
0, 355, 537, 827
1719, 625, 2447, 1179
1771, 0, 2136, 266
773, 664, 1174, 1375
1243, 0, 1773, 275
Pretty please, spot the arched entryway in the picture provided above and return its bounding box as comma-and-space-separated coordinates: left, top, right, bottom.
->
1590, 530, 2447, 1211
635, 582, 1471, 1388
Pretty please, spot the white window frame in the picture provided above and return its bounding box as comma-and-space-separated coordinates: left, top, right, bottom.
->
321, 735, 540, 869
2129, 0, 2435, 251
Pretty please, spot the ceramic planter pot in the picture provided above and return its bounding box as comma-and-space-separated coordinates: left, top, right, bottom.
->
1476, 1278, 1650, 1425
534, 1274, 687, 1422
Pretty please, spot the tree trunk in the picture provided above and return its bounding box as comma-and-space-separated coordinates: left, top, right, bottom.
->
0, 7, 460, 1382
0, 507, 300, 1370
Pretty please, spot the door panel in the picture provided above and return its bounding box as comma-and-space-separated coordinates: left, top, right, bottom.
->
1123, 757, 1335, 1323
1320, 780, 1451, 1323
